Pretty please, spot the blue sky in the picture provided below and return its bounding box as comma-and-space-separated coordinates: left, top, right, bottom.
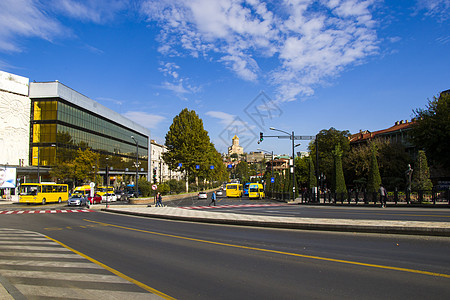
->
0, 0, 449, 155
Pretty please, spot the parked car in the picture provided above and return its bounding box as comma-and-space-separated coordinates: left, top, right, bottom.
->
67, 194, 87, 207
198, 191, 208, 199
87, 194, 102, 204
102, 193, 117, 202
216, 190, 223, 196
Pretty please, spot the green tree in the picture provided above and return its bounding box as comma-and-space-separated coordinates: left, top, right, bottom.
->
73, 148, 99, 184
308, 156, 317, 189
366, 143, 381, 194
235, 161, 250, 183
295, 156, 309, 188
309, 128, 351, 187
412, 150, 433, 191
345, 140, 412, 190
51, 147, 99, 186
163, 109, 223, 191
138, 178, 152, 197
410, 92, 450, 169
333, 144, 347, 195
50, 161, 75, 186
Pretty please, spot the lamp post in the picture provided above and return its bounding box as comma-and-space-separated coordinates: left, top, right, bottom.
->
257, 148, 274, 198
269, 127, 298, 202
131, 136, 139, 198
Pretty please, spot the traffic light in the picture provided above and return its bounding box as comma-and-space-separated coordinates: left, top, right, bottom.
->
259, 132, 264, 142
153, 168, 157, 184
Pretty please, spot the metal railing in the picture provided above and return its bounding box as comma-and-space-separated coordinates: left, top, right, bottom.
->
269, 187, 450, 206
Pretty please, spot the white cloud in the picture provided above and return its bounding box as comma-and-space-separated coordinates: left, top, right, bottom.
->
0, 0, 129, 53
206, 110, 256, 133
158, 61, 201, 99
141, 0, 379, 102
0, 0, 66, 52
122, 111, 166, 130
415, 0, 450, 21
51, 0, 128, 23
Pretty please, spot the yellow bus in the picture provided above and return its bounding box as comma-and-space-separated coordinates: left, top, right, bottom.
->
19, 183, 69, 205
248, 183, 265, 199
73, 185, 91, 196
97, 186, 114, 196
226, 183, 243, 198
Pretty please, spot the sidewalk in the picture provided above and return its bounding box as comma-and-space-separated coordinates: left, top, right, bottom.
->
102, 205, 450, 237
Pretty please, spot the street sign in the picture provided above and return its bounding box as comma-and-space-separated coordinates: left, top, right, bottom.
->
90, 182, 95, 188
210, 165, 214, 169
228, 164, 232, 168
271, 177, 275, 183
276, 135, 315, 140
196, 165, 200, 169
178, 163, 182, 167
151, 184, 157, 190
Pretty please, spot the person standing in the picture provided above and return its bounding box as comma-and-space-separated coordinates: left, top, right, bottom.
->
156, 192, 163, 207
209, 191, 216, 206
379, 185, 387, 208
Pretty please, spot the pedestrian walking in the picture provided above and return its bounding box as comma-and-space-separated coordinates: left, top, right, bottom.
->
156, 192, 163, 207
209, 191, 216, 206
379, 185, 387, 208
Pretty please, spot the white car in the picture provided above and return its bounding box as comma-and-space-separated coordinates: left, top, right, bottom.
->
198, 192, 208, 199
102, 193, 117, 202
216, 190, 223, 196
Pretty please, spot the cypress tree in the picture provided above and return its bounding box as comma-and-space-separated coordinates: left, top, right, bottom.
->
333, 144, 347, 196
412, 150, 433, 191
367, 143, 382, 193
308, 156, 317, 189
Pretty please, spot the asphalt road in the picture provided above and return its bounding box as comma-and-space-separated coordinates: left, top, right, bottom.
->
0, 208, 449, 299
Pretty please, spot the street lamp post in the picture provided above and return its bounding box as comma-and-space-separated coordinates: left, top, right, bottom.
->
257, 148, 274, 198
269, 127, 297, 202
131, 136, 140, 198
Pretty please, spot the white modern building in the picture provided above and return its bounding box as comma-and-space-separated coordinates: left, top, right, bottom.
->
151, 140, 184, 183
0, 70, 153, 198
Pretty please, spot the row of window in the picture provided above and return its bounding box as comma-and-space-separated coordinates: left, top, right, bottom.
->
30, 98, 149, 170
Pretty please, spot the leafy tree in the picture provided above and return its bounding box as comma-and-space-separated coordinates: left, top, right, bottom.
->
51, 147, 99, 186
377, 141, 412, 190
333, 144, 347, 195
295, 156, 309, 188
50, 161, 75, 186
410, 92, 450, 169
73, 148, 99, 184
158, 183, 170, 195
167, 179, 185, 194
235, 161, 250, 183
163, 109, 225, 191
345, 140, 412, 190
412, 150, 433, 191
309, 128, 351, 187
366, 143, 381, 193
138, 178, 152, 197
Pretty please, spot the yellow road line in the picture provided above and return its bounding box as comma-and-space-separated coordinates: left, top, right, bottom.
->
45, 235, 175, 300
84, 219, 450, 279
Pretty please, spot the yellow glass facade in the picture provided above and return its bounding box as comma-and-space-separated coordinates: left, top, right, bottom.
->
30, 98, 148, 171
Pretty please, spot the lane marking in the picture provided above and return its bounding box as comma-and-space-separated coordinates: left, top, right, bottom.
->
45, 235, 175, 300
84, 219, 450, 279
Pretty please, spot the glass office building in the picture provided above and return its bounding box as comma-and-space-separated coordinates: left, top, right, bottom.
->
28, 81, 151, 180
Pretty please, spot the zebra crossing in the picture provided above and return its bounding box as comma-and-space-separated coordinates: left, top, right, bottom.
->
0, 228, 160, 299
